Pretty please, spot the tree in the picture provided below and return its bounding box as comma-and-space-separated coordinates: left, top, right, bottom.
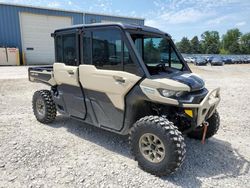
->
219, 48, 229, 54
175, 28, 250, 54
158, 38, 169, 52
201, 31, 220, 54
240, 32, 250, 54
222, 28, 242, 54
176, 37, 191, 53
190, 36, 201, 54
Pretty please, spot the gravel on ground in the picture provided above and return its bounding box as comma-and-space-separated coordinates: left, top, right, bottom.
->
0, 64, 249, 187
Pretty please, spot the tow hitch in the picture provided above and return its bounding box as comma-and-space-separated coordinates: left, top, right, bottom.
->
202, 121, 209, 144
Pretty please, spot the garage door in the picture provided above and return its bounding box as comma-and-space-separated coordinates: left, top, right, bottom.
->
20, 13, 72, 65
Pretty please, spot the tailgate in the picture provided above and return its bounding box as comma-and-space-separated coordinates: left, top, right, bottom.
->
28, 66, 56, 86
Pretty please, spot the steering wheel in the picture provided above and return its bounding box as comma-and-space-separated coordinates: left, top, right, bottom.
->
155, 63, 166, 71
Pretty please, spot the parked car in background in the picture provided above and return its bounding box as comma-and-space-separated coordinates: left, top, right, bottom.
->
206, 56, 214, 63
181, 54, 250, 65
230, 57, 238, 64
194, 57, 207, 66
210, 57, 224, 66
222, 58, 233, 64
247, 57, 250, 64
184, 57, 190, 63
184, 56, 196, 64
242, 57, 250, 64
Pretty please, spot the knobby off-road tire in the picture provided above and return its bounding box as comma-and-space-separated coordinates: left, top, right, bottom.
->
187, 110, 220, 140
32, 90, 57, 123
129, 116, 186, 176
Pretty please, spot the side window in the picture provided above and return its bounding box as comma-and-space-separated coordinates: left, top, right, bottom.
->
170, 46, 183, 70
92, 29, 122, 71
143, 38, 161, 65
134, 38, 143, 57
62, 34, 77, 66
82, 32, 91, 64
123, 44, 140, 75
55, 36, 62, 62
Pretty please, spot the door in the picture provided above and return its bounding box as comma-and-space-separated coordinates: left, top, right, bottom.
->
20, 12, 72, 65
79, 28, 141, 130
53, 32, 86, 119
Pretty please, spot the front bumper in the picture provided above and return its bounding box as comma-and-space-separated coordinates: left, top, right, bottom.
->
182, 88, 220, 126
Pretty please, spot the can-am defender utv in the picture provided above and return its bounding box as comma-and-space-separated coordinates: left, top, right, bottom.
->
29, 23, 220, 176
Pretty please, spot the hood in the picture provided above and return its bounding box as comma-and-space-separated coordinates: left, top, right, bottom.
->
171, 73, 205, 91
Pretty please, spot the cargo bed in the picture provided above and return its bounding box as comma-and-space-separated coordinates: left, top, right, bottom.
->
28, 66, 56, 86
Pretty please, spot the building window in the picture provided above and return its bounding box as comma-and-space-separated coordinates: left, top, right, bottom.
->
91, 18, 96, 23
92, 29, 122, 71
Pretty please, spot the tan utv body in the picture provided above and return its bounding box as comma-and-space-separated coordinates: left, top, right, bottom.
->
29, 23, 221, 176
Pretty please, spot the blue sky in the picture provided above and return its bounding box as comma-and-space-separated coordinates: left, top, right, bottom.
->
1, 0, 250, 41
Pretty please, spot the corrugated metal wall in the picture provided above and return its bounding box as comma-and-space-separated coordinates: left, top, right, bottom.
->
84, 13, 144, 25
0, 3, 144, 64
0, 3, 83, 54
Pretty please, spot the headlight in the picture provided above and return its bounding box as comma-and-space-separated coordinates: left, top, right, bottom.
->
158, 89, 186, 98
161, 89, 176, 97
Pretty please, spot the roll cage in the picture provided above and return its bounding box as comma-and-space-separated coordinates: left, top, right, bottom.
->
52, 23, 191, 79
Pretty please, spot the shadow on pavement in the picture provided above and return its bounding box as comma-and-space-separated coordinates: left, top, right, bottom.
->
163, 137, 250, 187
52, 115, 131, 158
51, 115, 250, 187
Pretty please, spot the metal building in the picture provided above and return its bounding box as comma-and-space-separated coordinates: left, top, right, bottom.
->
0, 3, 144, 65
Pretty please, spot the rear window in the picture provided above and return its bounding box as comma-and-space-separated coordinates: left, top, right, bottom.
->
55, 33, 77, 66
62, 34, 77, 66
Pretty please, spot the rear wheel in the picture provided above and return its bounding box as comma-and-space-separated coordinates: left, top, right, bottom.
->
32, 90, 57, 123
187, 110, 220, 140
129, 116, 186, 176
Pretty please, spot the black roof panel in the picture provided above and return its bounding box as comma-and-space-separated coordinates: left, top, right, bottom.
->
54, 23, 168, 36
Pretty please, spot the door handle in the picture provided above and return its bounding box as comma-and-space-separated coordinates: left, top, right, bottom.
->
113, 76, 126, 84
67, 70, 74, 75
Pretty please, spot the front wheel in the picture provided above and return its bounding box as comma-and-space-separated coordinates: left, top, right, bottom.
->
129, 116, 186, 176
187, 110, 220, 140
32, 90, 57, 123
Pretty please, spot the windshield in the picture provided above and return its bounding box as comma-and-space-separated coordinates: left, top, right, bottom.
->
131, 34, 185, 75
